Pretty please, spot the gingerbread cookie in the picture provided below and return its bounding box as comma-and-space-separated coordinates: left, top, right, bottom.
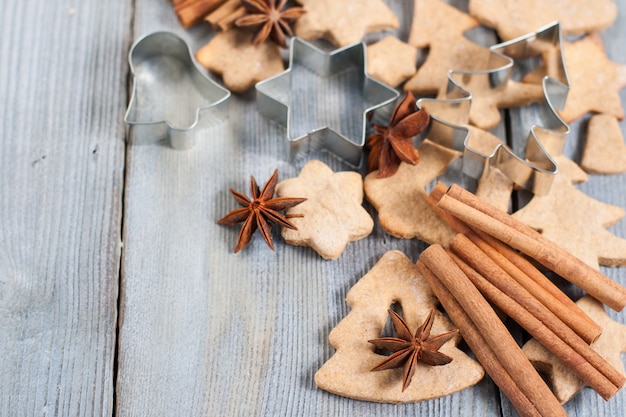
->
523, 34, 626, 123
405, 0, 485, 96
523, 295, 626, 403
461, 81, 545, 130
364, 139, 460, 245
294, 0, 399, 47
195, 28, 284, 93
315, 250, 484, 403
581, 114, 626, 175
366, 36, 417, 88
469, 0, 617, 41
512, 155, 626, 269
275, 160, 373, 260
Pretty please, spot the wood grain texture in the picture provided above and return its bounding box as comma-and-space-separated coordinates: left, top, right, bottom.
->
0, 1, 130, 416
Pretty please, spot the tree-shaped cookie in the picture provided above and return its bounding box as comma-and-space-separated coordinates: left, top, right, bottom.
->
523, 34, 626, 123
405, 0, 486, 96
469, 0, 617, 41
293, 0, 399, 47
364, 140, 460, 246
512, 155, 626, 269
315, 250, 484, 403
275, 160, 373, 260
523, 295, 626, 403
581, 114, 626, 175
404, 0, 544, 130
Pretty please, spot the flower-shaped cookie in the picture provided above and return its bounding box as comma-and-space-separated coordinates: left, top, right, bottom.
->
275, 160, 373, 260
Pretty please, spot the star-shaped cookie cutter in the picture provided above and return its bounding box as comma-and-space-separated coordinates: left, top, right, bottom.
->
417, 22, 570, 195
255, 37, 399, 167
124, 31, 231, 150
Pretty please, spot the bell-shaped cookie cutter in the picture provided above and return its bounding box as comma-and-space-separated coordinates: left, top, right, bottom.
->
124, 31, 231, 150
255, 37, 399, 167
417, 22, 570, 195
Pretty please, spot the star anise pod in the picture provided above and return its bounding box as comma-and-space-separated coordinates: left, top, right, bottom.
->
234, 0, 306, 48
217, 169, 306, 253
366, 91, 430, 178
369, 308, 458, 392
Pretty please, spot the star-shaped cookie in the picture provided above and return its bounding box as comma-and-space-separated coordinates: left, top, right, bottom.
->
366, 36, 417, 88
581, 114, 626, 175
523, 295, 626, 403
294, 0, 399, 47
195, 29, 284, 93
275, 160, 373, 260
469, 0, 618, 41
364, 140, 460, 245
523, 34, 626, 123
315, 250, 484, 403
512, 155, 626, 269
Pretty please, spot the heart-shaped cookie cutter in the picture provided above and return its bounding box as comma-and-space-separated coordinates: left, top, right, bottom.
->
417, 22, 570, 195
124, 31, 231, 150
255, 37, 399, 167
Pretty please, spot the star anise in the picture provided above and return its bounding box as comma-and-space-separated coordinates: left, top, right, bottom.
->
234, 0, 306, 48
366, 91, 430, 178
217, 169, 306, 253
369, 308, 458, 392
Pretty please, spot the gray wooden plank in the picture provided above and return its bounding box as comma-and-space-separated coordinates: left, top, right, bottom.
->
0, 1, 131, 416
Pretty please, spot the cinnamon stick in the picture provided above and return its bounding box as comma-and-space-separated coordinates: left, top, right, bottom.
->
174, 0, 226, 28
428, 184, 569, 303
205, 0, 245, 31
437, 184, 626, 311
419, 245, 567, 417
467, 228, 602, 344
427, 182, 602, 343
448, 235, 625, 399
418, 262, 543, 417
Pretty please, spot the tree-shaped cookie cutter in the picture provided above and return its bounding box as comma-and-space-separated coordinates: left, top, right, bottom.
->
124, 31, 231, 150
255, 37, 399, 167
418, 22, 570, 195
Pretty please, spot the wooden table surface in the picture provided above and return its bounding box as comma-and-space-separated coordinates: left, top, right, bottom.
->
2, 0, 626, 416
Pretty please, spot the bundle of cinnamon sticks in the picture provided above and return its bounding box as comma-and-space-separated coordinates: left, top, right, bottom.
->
418, 183, 626, 417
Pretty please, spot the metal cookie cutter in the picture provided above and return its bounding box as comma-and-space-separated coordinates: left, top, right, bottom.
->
124, 31, 231, 150
418, 22, 570, 195
255, 37, 399, 167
